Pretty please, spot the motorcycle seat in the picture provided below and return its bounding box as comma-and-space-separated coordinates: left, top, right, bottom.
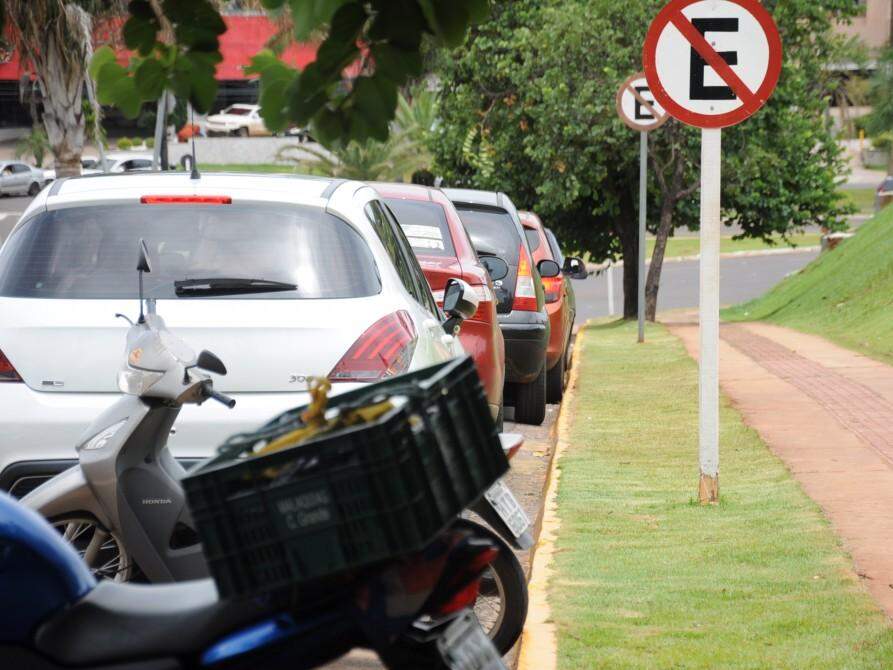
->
34, 578, 271, 666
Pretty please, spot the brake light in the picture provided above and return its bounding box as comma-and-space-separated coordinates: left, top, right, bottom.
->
434, 546, 499, 615
542, 275, 563, 303
513, 244, 538, 311
0, 349, 22, 382
140, 195, 232, 205
329, 311, 417, 382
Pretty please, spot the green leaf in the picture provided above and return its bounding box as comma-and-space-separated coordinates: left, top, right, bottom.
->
352, 75, 397, 140
89, 47, 118, 81
108, 76, 142, 118
288, 0, 352, 42
418, 0, 471, 47
134, 58, 166, 101
95, 62, 129, 105
122, 13, 159, 56
371, 44, 422, 82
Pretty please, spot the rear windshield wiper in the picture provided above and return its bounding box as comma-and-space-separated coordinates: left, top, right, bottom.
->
175, 277, 297, 297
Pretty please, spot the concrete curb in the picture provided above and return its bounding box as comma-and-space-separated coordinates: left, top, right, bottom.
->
515, 325, 586, 670
586, 245, 820, 274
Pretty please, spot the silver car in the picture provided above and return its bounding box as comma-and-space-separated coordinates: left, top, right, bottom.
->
0, 162, 45, 197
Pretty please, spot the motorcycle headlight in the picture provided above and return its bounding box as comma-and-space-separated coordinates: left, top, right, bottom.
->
82, 419, 128, 451
117, 367, 164, 395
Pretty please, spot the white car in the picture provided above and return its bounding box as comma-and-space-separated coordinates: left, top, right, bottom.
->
81, 153, 154, 175
205, 104, 271, 137
0, 172, 466, 494
0, 161, 46, 197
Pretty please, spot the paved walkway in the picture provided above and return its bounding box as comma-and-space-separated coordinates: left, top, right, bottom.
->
667, 318, 893, 619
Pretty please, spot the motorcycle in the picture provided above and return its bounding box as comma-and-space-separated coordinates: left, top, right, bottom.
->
0, 490, 508, 669
22, 240, 532, 654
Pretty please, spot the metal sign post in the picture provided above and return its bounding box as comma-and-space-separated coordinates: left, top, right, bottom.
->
643, 0, 782, 503
616, 72, 668, 343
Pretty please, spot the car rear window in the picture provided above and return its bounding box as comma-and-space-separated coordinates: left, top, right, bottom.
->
454, 206, 521, 265
523, 228, 541, 252
385, 199, 456, 258
0, 203, 381, 300
545, 228, 564, 266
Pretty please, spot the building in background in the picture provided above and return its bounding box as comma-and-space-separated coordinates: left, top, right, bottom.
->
836, 0, 892, 55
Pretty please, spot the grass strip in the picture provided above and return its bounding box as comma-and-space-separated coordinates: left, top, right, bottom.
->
552, 320, 893, 669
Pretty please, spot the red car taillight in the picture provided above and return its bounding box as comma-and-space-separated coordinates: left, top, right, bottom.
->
329, 311, 418, 383
513, 244, 538, 311
542, 275, 563, 304
0, 349, 23, 382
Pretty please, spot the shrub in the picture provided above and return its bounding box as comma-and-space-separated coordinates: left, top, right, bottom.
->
871, 132, 893, 151
145, 137, 155, 149
117, 137, 132, 150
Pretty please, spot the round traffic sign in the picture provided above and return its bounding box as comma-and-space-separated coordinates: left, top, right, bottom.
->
643, 0, 782, 129
615, 72, 669, 132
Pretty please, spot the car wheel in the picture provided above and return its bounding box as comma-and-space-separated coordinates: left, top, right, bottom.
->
28, 182, 40, 196
237, 127, 249, 137
513, 365, 546, 425
546, 354, 564, 404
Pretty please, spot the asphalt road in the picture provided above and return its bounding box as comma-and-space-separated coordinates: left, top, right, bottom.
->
573, 250, 820, 323
0, 196, 29, 242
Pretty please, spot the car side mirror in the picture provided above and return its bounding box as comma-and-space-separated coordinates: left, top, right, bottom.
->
196, 350, 227, 376
537, 259, 561, 278
441, 278, 479, 335
480, 256, 509, 282
563, 257, 589, 280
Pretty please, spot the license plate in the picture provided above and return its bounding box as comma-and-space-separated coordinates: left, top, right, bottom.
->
437, 610, 507, 670
484, 479, 530, 538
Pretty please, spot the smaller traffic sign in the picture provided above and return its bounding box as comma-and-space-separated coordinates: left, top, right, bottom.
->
615, 72, 669, 132
643, 0, 782, 129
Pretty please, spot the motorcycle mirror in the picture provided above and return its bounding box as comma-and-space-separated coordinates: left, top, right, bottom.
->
196, 350, 227, 376
137, 239, 152, 273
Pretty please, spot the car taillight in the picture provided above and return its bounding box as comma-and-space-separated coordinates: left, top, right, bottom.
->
433, 284, 493, 320
542, 275, 563, 304
513, 244, 538, 311
329, 311, 417, 383
0, 349, 22, 382
140, 195, 232, 205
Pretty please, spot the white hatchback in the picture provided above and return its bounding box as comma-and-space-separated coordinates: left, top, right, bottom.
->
0, 172, 464, 493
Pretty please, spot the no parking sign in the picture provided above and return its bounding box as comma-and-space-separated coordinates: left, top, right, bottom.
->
641, 0, 781, 503
643, 0, 782, 129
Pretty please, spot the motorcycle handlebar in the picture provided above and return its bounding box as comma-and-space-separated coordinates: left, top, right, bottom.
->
207, 388, 236, 409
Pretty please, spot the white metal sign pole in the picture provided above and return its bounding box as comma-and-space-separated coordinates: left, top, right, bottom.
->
638, 131, 648, 343
698, 127, 721, 503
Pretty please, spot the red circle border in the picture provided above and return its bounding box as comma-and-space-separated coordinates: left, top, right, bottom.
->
642, 0, 782, 129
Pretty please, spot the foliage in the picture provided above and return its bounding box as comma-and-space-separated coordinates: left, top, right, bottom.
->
724, 206, 893, 365
146, 137, 155, 149
89, 0, 489, 146
871, 131, 893, 151
117, 137, 133, 150
553, 320, 893, 668
276, 89, 437, 180
434, 0, 856, 314
866, 47, 893, 137
15, 127, 50, 167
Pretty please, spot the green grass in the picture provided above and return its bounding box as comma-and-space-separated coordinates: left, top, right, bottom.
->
552, 320, 893, 669
196, 163, 297, 173
838, 188, 876, 215
723, 206, 893, 365
646, 233, 821, 259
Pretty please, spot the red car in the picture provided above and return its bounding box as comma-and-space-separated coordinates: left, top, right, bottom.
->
519, 211, 586, 402
376, 183, 507, 424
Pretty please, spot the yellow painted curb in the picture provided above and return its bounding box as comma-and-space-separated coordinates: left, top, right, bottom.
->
516, 324, 587, 670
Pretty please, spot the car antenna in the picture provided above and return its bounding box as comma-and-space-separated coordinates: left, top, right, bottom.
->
190, 104, 200, 180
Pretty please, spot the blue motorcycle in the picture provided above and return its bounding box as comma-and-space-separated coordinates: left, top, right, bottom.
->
0, 493, 507, 670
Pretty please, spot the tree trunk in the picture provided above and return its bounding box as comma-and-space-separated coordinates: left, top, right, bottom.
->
617, 198, 639, 319
644, 194, 676, 320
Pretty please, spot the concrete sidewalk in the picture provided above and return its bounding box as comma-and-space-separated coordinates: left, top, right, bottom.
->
667, 318, 893, 619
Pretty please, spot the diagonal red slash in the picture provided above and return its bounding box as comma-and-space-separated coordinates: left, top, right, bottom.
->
668, 10, 759, 108
626, 84, 663, 122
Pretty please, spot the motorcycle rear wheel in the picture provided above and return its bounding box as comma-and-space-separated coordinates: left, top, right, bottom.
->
50, 515, 133, 582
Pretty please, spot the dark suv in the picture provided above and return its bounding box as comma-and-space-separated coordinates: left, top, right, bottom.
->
443, 188, 560, 425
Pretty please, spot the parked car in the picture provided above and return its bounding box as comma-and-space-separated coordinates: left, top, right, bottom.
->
0, 161, 46, 197
376, 182, 507, 425
0, 172, 467, 494
443, 189, 561, 426
519, 211, 587, 402
205, 104, 271, 137
79, 153, 154, 175
876, 175, 893, 211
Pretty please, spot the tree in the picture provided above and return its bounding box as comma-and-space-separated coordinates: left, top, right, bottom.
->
433, 0, 856, 319
86, 0, 488, 147
867, 47, 893, 172
15, 127, 50, 168
2, 1, 122, 177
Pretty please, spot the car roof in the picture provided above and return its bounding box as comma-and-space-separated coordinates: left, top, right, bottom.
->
441, 187, 508, 209
225, 104, 258, 109
37, 172, 343, 208
518, 210, 544, 230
